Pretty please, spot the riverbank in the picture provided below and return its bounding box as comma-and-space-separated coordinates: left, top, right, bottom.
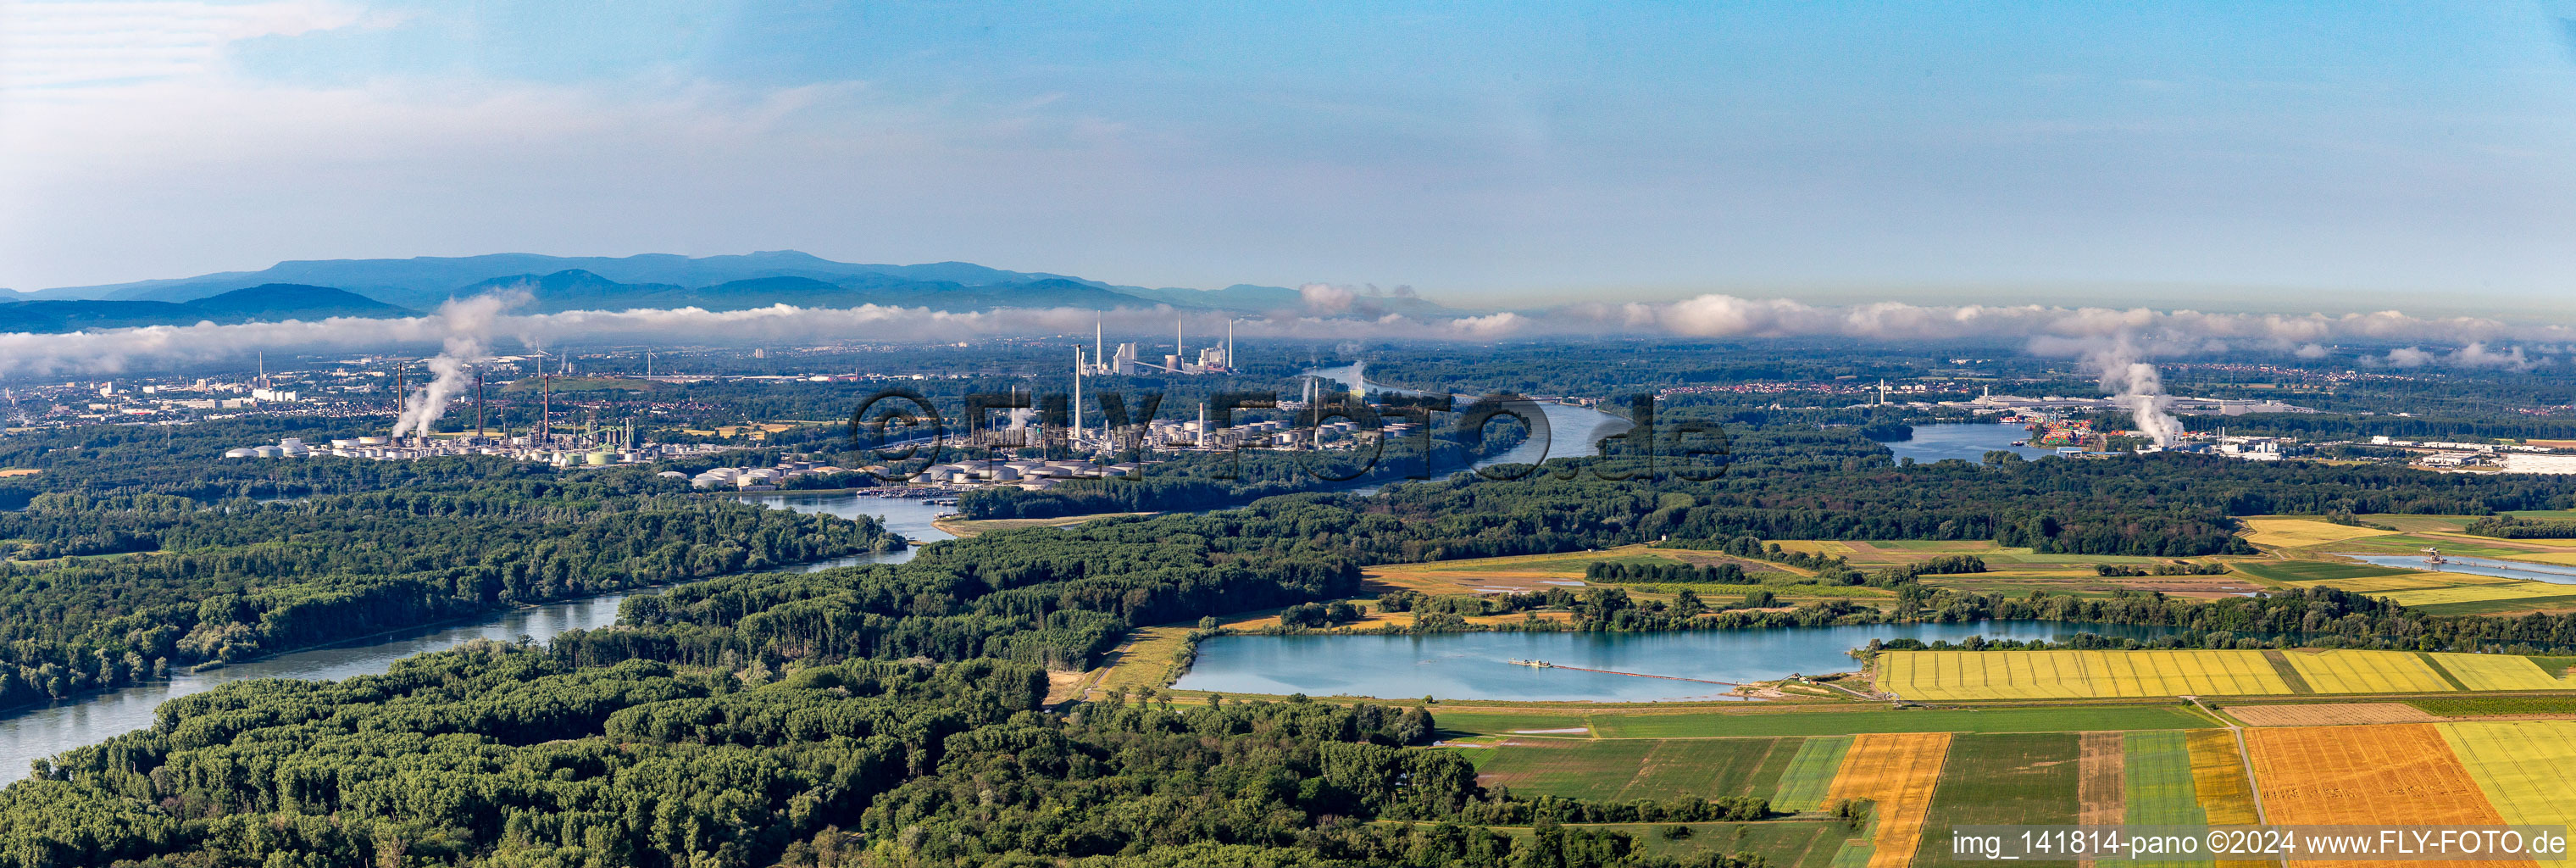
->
0, 492, 954, 787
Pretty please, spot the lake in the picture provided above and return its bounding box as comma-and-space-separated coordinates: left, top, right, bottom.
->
1880, 422, 2061, 464
1174, 621, 2186, 703
0, 492, 953, 786
2341, 554, 2576, 585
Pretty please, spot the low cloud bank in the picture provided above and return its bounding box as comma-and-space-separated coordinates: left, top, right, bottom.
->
2, 292, 2569, 377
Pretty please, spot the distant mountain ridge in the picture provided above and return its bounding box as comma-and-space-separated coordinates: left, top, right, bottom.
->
0, 284, 412, 333
458, 270, 1152, 314
4, 251, 1459, 328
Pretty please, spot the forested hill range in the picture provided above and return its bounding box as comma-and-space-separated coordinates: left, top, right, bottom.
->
1, 250, 1458, 327
0, 285, 412, 333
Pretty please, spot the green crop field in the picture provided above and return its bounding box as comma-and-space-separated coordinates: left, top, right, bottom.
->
2407, 594, 2576, 615
2229, 560, 2411, 583
1912, 733, 2083, 868
2327, 534, 2545, 559
1430, 711, 1594, 737
1483, 821, 1853, 868
1588, 706, 2216, 738
1476, 737, 1804, 801
1772, 735, 1855, 811
2121, 731, 2204, 825
1471, 739, 1655, 799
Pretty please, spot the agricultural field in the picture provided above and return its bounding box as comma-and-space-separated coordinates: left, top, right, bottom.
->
2237, 517, 2402, 548
2217, 703, 2437, 726
2407, 695, 2576, 716
1429, 710, 1596, 737
2228, 559, 2413, 584
1772, 735, 1855, 811
1587, 706, 2215, 737
1474, 737, 1801, 802
2234, 555, 2576, 613
2276, 648, 2456, 693
1884, 648, 2576, 700
2427, 653, 2576, 691
2437, 721, 2576, 832
2119, 731, 2200, 826
2377, 581, 2576, 607
1908, 733, 2080, 868
1482, 821, 1854, 868
2183, 730, 2260, 826
1825, 732, 1952, 868
2242, 725, 2511, 830
2319, 532, 2558, 559
1470, 738, 1655, 799
1876, 649, 2293, 700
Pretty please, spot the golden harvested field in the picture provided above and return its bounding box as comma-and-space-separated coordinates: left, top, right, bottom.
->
2244, 725, 2521, 868
2378, 582, 2576, 607
2239, 517, 2403, 548
1824, 732, 1951, 868
2438, 721, 2576, 832
2428, 654, 2576, 692
1357, 547, 1648, 594
2279, 649, 2457, 694
2184, 730, 2260, 826
2508, 552, 2576, 566
2289, 571, 2522, 593
1876, 650, 2290, 700
2220, 703, 2437, 726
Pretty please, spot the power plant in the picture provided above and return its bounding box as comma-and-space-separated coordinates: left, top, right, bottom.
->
1085, 315, 1238, 376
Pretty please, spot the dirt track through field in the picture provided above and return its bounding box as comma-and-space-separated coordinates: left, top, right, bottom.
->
2077, 732, 2124, 868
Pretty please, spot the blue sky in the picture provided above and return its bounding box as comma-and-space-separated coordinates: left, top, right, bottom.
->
4, 1, 2575, 309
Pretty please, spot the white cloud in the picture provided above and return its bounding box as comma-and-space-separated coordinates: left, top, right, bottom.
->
0, 0, 372, 92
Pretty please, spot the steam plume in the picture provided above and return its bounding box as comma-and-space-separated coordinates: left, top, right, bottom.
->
391, 292, 519, 437
2086, 338, 2182, 447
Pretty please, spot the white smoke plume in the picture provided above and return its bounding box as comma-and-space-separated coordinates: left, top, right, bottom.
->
2085, 337, 2183, 447
391, 291, 520, 437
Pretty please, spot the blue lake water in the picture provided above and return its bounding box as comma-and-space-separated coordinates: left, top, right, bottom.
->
1174, 620, 2187, 703
2341, 554, 2576, 585
1880, 423, 2061, 464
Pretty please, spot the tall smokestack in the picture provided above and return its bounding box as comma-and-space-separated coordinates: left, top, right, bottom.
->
541, 374, 552, 443
1176, 316, 1184, 368
392, 365, 405, 435
1227, 319, 1235, 370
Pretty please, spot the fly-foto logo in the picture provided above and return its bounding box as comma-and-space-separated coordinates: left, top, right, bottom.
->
846, 388, 1728, 483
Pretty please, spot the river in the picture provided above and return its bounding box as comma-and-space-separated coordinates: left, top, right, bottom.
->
1174, 621, 2191, 703
2341, 553, 2576, 585
1301, 363, 1635, 480
1881, 422, 2061, 464
0, 382, 1626, 781
0, 492, 954, 785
